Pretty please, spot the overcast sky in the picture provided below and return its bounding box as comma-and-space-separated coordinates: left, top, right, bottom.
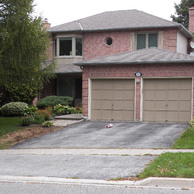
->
33, 0, 181, 27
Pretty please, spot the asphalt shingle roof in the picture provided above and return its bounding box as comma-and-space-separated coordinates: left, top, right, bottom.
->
74, 48, 194, 66
47, 10, 192, 37
55, 63, 82, 74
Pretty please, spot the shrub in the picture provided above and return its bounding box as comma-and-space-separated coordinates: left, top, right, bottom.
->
22, 115, 34, 126
33, 112, 45, 124
24, 106, 38, 116
36, 109, 52, 121
1, 102, 28, 116
189, 119, 194, 127
36, 96, 73, 109
53, 104, 69, 115
43, 121, 53, 127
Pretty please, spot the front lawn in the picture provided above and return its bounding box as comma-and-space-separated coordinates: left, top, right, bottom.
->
138, 152, 194, 179
0, 117, 23, 136
172, 126, 194, 149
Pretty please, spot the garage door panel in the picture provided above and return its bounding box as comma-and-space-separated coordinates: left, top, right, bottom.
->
102, 91, 112, 99
91, 79, 135, 121
180, 101, 191, 111
167, 101, 178, 111
101, 110, 112, 120
166, 111, 178, 122
168, 91, 179, 100
143, 78, 191, 122
168, 80, 179, 89
144, 91, 155, 99
102, 101, 112, 109
103, 80, 113, 89
180, 80, 191, 89
180, 91, 191, 100
155, 101, 166, 110
144, 101, 155, 110
92, 91, 102, 100
156, 80, 168, 89
92, 100, 101, 109
156, 91, 167, 100
179, 112, 191, 122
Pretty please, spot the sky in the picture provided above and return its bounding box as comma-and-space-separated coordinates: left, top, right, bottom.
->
33, 0, 181, 27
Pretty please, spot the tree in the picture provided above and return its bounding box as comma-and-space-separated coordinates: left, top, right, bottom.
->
0, 0, 55, 105
171, 0, 194, 29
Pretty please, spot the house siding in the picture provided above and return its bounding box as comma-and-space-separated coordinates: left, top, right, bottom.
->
82, 64, 194, 121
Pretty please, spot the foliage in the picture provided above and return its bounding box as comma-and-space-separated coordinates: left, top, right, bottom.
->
53, 104, 82, 115
0, 83, 40, 106
53, 104, 70, 115
0, 117, 23, 137
171, 0, 194, 29
189, 119, 194, 127
138, 153, 194, 179
1, 102, 28, 116
36, 109, 52, 120
21, 115, 34, 126
172, 126, 194, 149
33, 112, 45, 124
0, 0, 56, 104
43, 121, 53, 127
24, 106, 38, 116
36, 96, 73, 109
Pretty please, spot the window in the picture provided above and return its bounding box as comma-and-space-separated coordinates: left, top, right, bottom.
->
137, 33, 158, 50
55, 37, 83, 57
106, 37, 113, 46
76, 38, 83, 56
59, 38, 72, 56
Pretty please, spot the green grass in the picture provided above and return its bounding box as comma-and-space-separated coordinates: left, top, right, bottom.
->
138, 153, 194, 179
0, 117, 23, 137
172, 126, 194, 149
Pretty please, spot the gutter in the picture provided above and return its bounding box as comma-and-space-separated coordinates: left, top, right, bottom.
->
74, 60, 194, 66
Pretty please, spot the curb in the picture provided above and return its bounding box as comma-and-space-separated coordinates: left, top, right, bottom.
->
1, 149, 194, 156
0, 176, 194, 189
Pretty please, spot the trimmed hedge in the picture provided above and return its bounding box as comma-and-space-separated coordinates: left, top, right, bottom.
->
1, 102, 28, 116
36, 96, 73, 109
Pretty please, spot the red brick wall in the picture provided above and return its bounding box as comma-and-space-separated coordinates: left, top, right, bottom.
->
189, 7, 194, 33
83, 31, 130, 59
163, 29, 177, 52
83, 28, 179, 60
82, 64, 194, 120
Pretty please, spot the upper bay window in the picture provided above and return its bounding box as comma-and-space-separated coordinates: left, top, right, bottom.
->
137, 33, 158, 50
55, 37, 83, 57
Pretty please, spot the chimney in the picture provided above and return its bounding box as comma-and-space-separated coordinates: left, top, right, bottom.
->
43, 18, 51, 29
189, 5, 194, 33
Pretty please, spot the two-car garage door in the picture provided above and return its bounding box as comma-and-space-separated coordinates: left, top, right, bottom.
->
91, 78, 192, 122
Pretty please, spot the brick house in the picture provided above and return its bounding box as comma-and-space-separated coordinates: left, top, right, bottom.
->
45, 9, 194, 122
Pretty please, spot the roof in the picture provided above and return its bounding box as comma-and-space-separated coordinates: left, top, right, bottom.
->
55, 63, 82, 74
47, 10, 192, 37
74, 48, 194, 66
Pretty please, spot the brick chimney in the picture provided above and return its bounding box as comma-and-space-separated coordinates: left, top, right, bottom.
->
43, 18, 51, 29
189, 6, 194, 33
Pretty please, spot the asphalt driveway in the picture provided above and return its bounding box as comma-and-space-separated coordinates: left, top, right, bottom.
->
12, 121, 188, 149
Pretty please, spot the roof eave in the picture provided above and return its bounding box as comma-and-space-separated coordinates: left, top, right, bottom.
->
75, 60, 194, 66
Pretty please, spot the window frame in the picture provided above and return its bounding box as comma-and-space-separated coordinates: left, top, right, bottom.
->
54, 35, 83, 58
136, 32, 158, 50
